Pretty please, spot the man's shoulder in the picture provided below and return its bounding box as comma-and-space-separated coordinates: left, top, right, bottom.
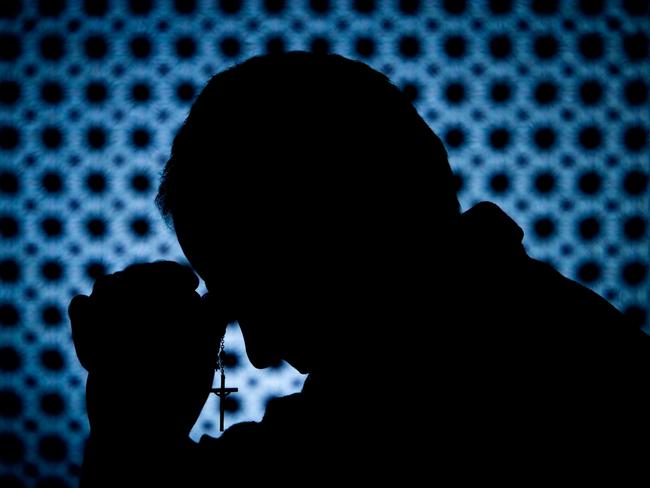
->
528, 257, 650, 347
523, 257, 630, 335
459, 201, 645, 340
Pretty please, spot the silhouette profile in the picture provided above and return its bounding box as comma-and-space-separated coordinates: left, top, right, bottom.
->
69, 52, 649, 486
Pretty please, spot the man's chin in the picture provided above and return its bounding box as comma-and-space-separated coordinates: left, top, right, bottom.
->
286, 357, 311, 375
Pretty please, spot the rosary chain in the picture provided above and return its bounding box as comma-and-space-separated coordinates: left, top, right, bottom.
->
216, 335, 225, 374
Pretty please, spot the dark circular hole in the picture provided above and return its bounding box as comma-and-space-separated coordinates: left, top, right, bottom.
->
0, 80, 20, 105
219, 36, 240, 58
533, 34, 558, 60
488, 0, 512, 14
622, 261, 647, 286
488, 128, 510, 150
0, 432, 24, 464
266, 36, 285, 55
623, 0, 649, 15
577, 125, 602, 150
398, 35, 421, 58
623, 215, 646, 241
352, 0, 376, 14
84, 35, 108, 59
0, 304, 19, 327
310, 37, 330, 55
0, 171, 19, 194
355, 37, 375, 58
40, 349, 65, 371
222, 351, 239, 368
38, 0, 66, 16
40, 217, 63, 238
623, 125, 647, 152
0, 259, 20, 283
86, 172, 106, 193
129, 0, 153, 15
577, 171, 602, 195
84, 0, 109, 16
219, 0, 242, 14
131, 82, 150, 102
131, 173, 151, 193
39, 34, 65, 61
85, 261, 107, 280
443, 35, 466, 59
130, 217, 150, 237
40, 393, 65, 416
579, 0, 604, 15
38, 434, 67, 462
579, 80, 603, 105
176, 81, 195, 102
86, 218, 107, 238
624, 78, 648, 106
443, 0, 466, 14
444, 127, 465, 148
0, 346, 21, 372
490, 81, 511, 103
578, 33, 604, 60
533, 217, 555, 239
489, 34, 512, 59
532, 0, 559, 14
0, 126, 20, 150
399, 0, 420, 14
623, 170, 648, 196
0, 215, 18, 239
41, 305, 63, 327
401, 82, 419, 103
0, 34, 21, 61
223, 395, 240, 413
444, 81, 465, 104
578, 216, 601, 240
308, 0, 330, 13
175, 36, 196, 58
129, 36, 152, 59
174, 0, 196, 14
534, 80, 557, 105
40, 81, 64, 104
131, 128, 151, 148
489, 172, 510, 194
85, 81, 107, 103
0, 0, 23, 18
533, 126, 556, 150
623, 32, 648, 61
41, 127, 63, 150
263, 0, 285, 13
577, 261, 601, 283
41, 261, 63, 282
0, 390, 22, 417
86, 127, 107, 150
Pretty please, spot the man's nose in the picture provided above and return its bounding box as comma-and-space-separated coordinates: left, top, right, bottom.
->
237, 319, 283, 369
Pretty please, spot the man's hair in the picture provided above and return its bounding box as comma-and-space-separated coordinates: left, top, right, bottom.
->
156, 51, 458, 234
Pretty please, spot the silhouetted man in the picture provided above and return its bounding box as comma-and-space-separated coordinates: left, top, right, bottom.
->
69, 52, 649, 486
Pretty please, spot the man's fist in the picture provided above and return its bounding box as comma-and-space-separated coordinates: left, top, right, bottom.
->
69, 261, 225, 442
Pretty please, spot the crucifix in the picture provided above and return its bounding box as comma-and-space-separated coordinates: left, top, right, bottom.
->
210, 336, 238, 431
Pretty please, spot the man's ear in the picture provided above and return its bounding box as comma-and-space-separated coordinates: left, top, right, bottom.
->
68, 294, 95, 372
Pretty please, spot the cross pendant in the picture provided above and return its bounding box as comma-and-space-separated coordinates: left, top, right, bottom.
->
211, 371, 238, 431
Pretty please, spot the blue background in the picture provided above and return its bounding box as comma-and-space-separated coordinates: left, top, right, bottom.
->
0, 1, 648, 486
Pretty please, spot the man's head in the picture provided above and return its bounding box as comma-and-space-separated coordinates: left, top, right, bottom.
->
156, 51, 459, 373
